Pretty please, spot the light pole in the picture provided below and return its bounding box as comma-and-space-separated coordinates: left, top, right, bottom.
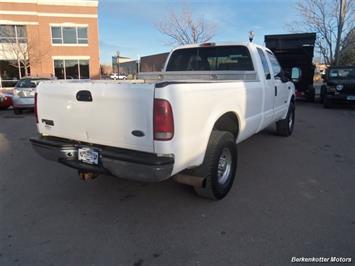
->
116, 50, 120, 74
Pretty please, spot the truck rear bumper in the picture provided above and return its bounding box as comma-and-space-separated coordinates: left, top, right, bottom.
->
30, 136, 174, 182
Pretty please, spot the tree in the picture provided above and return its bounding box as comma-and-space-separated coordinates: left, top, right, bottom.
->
0, 26, 49, 78
155, 4, 217, 46
292, 0, 354, 66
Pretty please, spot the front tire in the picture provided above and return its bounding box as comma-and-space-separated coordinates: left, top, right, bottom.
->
276, 101, 295, 137
193, 131, 237, 200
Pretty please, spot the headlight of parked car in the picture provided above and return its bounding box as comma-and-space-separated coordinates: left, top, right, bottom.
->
336, 84, 343, 91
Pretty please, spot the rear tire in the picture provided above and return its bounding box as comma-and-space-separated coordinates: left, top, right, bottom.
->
276, 101, 295, 137
13, 108, 22, 115
193, 131, 237, 200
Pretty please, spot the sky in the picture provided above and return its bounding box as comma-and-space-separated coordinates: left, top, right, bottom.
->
98, 0, 300, 64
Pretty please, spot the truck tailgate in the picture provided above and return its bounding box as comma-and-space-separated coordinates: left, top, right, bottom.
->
36, 81, 155, 153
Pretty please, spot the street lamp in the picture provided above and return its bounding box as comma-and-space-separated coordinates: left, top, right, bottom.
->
249, 31, 255, 42
116, 50, 120, 74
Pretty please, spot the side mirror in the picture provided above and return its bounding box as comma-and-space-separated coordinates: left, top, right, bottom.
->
284, 70, 291, 80
276, 70, 289, 83
291, 67, 302, 83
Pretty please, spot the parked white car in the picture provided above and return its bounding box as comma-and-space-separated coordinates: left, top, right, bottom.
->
110, 73, 127, 80
12, 77, 49, 114
30, 42, 297, 200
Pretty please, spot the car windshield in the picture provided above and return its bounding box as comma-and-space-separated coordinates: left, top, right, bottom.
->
166, 45, 254, 71
16, 78, 49, 88
328, 68, 355, 79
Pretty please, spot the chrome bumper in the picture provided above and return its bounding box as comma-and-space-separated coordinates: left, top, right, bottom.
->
30, 136, 174, 182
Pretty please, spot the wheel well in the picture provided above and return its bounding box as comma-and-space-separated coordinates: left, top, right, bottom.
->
213, 112, 239, 139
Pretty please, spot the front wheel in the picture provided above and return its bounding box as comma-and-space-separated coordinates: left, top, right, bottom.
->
276, 101, 295, 137
193, 131, 237, 200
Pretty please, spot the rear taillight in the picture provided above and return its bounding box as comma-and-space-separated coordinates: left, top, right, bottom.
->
153, 99, 174, 141
34, 92, 38, 123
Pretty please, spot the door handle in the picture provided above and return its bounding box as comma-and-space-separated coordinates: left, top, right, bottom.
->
275, 86, 278, 96
76, 90, 92, 102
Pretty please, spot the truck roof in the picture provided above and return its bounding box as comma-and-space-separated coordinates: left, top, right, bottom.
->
172, 42, 262, 50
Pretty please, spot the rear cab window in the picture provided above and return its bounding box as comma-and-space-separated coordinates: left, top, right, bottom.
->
166, 46, 254, 72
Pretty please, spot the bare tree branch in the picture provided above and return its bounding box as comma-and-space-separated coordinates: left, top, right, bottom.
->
290, 0, 354, 65
155, 3, 217, 46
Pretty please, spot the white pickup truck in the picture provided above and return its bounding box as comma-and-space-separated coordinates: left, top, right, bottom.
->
30, 42, 296, 200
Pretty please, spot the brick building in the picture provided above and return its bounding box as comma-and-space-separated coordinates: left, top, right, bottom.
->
0, 0, 99, 87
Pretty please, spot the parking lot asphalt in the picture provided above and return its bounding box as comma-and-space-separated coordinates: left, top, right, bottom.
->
0, 102, 354, 266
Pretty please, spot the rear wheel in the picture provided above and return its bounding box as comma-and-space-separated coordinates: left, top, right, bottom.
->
13, 108, 22, 115
276, 101, 295, 137
193, 131, 237, 200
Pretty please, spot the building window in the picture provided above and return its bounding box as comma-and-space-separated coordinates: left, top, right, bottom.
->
54, 59, 90, 79
0, 25, 27, 43
0, 60, 28, 87
51, 26, 88, 45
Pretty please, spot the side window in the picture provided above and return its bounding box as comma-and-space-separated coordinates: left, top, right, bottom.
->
257, 48, 270, 80
266, 51, 281, 77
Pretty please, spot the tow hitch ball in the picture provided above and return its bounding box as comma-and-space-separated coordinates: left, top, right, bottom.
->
79, 171, 99, 181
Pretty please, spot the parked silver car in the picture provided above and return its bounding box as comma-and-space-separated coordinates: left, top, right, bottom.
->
12, 77, 49, 115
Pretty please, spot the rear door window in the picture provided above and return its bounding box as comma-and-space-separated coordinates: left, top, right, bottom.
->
266, 51, 281, 76
166, 46, 254, 71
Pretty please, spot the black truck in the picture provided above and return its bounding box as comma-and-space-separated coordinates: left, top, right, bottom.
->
321, 66, 355, 108
265, 33, 316, 101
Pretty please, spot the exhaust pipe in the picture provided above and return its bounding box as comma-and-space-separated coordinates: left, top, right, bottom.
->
79, 171, 99, 181
174, 174, 205, 188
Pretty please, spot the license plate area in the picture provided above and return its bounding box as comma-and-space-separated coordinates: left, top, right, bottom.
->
78, 147, 100, 165
346, 95, 355, 100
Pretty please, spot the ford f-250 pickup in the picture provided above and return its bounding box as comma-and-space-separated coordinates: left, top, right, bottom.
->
30, 42, 296, 200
